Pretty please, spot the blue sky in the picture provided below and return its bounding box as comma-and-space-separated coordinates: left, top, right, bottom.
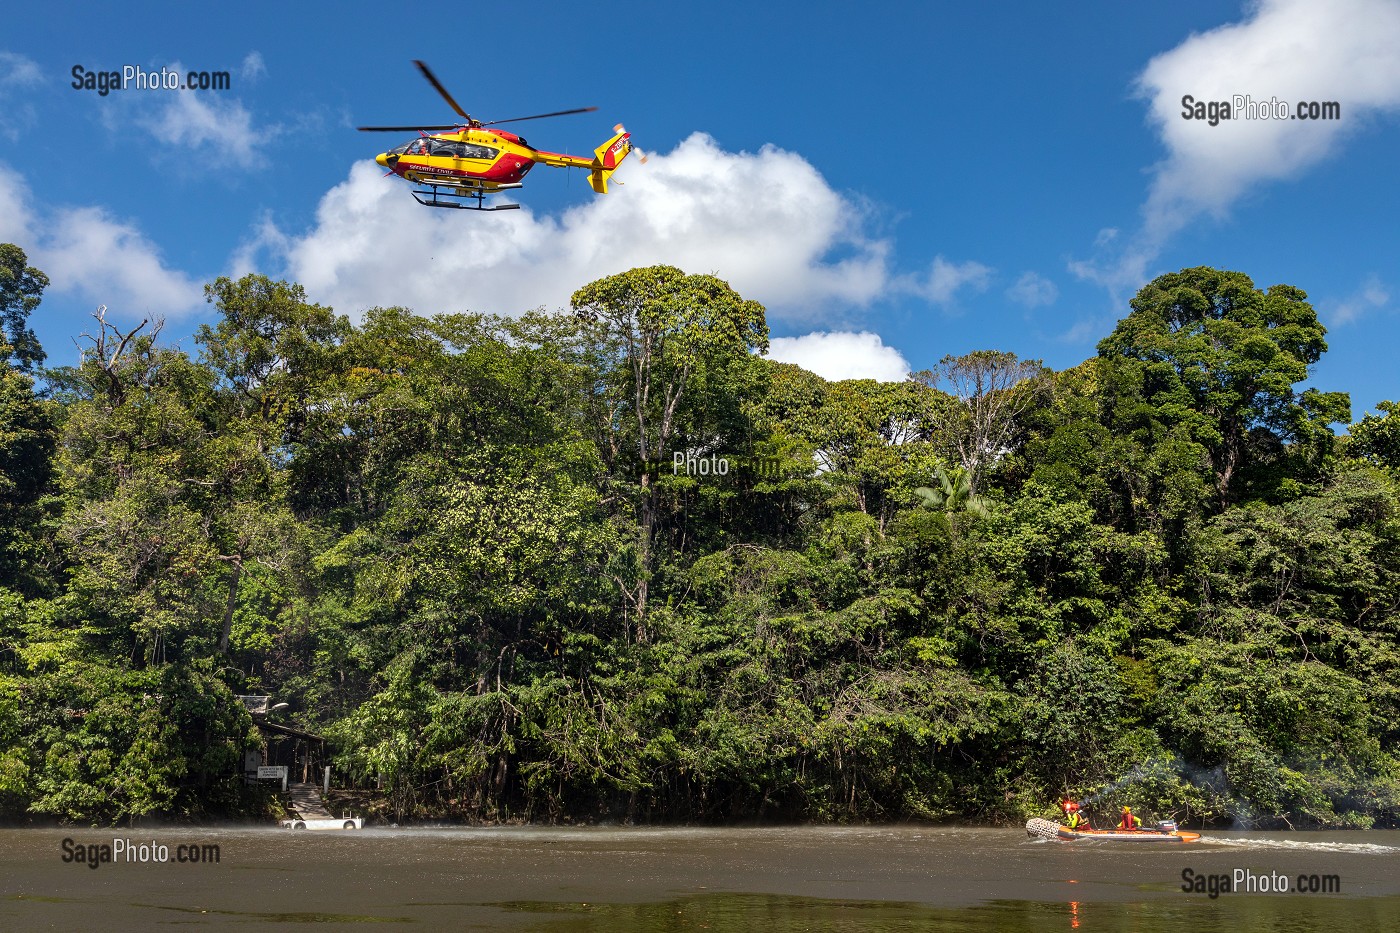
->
3, 0, 1398, 416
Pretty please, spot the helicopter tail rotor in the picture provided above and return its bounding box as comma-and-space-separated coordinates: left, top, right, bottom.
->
588, 125, 637, 194
614, 124, 648, 163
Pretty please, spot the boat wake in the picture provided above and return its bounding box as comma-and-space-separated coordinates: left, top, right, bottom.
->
1203, 837, 1400, 855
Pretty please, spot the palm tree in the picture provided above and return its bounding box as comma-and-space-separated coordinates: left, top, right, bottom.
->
914, 464, 990, 518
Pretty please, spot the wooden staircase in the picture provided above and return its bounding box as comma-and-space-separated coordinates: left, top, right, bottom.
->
284, 782, 332, 820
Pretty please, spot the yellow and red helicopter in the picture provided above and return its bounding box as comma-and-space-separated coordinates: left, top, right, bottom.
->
359, 61, 637, 211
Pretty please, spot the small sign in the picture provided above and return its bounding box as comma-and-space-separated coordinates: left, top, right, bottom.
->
257, 766, 287, 780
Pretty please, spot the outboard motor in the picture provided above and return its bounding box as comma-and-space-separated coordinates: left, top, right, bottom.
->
1158, 820, 1178, 835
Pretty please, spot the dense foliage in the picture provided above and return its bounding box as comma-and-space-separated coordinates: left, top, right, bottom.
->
1, 255, 1397, 828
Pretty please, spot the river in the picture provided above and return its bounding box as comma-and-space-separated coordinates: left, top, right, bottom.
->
3, 825, 1398, 930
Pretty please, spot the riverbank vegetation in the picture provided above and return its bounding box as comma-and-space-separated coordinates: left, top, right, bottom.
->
1, 248, 1397, 827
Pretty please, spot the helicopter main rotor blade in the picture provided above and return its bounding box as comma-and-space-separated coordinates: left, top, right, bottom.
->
357, 125, 464, 132
414, 60, 472, 123
481, 107, 599, 127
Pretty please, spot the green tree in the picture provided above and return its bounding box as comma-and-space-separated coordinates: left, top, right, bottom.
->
52, 309, 302, 666
0, 250, 57, 593
1013, 356, 1215, 550
571, 266, 768, 635
0, 244, 47, 372
198, 275, 348, 426
196, 276, 345, 653
1348, 401, 1400, 472
0, 361, 57, 592
1098, 267, 1348, 507
754, 370, 937, 532
914, 464, 990, 517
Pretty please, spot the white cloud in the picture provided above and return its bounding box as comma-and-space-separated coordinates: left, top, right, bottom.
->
0, 51, 43, 140
131, 93, 274, 170
228, 212, 289, 281
240, 52, 267, 82
1007, 271, 1058, 308
898, 255, 993, 306
766, 331, 911, 382
38, 208, 205, 316
99, 60, 279, 170
1074, 0, 1400, 295
0, 162, 203, 318
0, 163, 34, 242
0, 51, 41, 88
1329, 274, 1390, 326
252, 133, 918, 322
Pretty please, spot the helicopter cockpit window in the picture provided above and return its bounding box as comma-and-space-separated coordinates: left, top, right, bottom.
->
425, 140, 498, 160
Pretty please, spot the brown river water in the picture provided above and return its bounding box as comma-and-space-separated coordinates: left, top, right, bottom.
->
2, 824, 1398, 931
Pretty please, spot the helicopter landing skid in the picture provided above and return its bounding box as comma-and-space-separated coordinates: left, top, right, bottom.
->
411, 183, 522, 211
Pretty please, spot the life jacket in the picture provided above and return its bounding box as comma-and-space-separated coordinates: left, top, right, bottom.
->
1118, 811, 1141, 830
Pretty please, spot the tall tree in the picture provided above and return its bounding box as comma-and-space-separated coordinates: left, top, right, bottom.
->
198, 275, 347, 426
760, 371, 936, 530
571, 266, 767, 636
911, 351, 1046, 494
198, 276, 347, 642
1097, 267, 1348, 507
0, 244, 47, 372
0, 358, 56, 591
55, 311, 222, 664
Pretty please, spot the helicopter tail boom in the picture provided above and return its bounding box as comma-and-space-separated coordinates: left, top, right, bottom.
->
532, 128, 633, 192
